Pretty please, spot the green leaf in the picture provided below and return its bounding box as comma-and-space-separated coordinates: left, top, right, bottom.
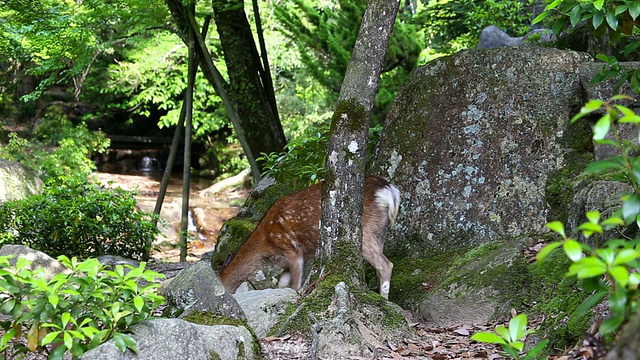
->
630, 2, 640, 20
471, 331, 507, 344
509, 314, 528, 342
546, 221, 566, 237
532, 11, 549, 24
623, 194, 640, 224
537, 241, 562, 264
613, 249, 640, 265
49, 293, 59, 308
584, 158, 624, 174
594, 0, 604, 11
605, 10, 618, 30
593, 11, 604, 28
575, 291, 607, 317
609, 289, 627, 316
495, 325, 510, 341
593, 114, 611, 140
133, 296, 144, 312
522, 339, 549, 360
578, 222, 603, 237
599, 315, 624, 335
570, 5, 582, 26
571, 100, 604, 123
586, 211, 600, 224
564, 239, 584, 261
113, 332, 128, 353
49, 343, 67, 360
64, 331, 73, 351
608, 265, 629, 288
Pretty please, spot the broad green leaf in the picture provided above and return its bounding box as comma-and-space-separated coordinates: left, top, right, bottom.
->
49, 293, 59, 308
593, 114, 611, 140
586, 211, 600, 224
510, 341, 525, 351
113, 332, 128, 353
49, 343, 67, 360
596, 248, 615, 265
584, 158, 624, 174
570, 5, 582, 26
64, 332, 73, 352
623, 194, 640, 223
571, 100, 604, 123
495, 325, 510, 341
133, 296, 144, 312
41, 331, 61, 346
119, 333, 138, 353
509, 314, 528, 342
594, 0, 604, 11
608, 265, 629, 288
568, 257, 607, 278
547, 0, 562, 10
593, 11, 604, 28
578, 222, 603, 237
609, 290, 628, 315
575, 291, 607, 317
615, 4, 629, 16
613, 249, 640, 265
537, 241, 562, 264
630, 2, 640, 19
564, 239, 584, 261
601, 216, 625, 228
522, 339, 549, 360
546, 221, 566, 237
532, 11, 549, 25
598, 315, 624, 336
629, 273, 640, 289
605, 10, 618, 30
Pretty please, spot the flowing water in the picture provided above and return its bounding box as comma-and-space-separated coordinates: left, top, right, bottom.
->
91, 169, 247, 262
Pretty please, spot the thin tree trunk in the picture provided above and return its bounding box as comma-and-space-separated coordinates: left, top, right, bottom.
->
316, 0, 400, 290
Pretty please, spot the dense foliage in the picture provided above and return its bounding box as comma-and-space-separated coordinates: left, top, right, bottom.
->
0, 180, 159, 260
0, 255, 165, 359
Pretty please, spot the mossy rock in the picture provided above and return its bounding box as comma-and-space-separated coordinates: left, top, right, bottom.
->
389, 240, 592, 351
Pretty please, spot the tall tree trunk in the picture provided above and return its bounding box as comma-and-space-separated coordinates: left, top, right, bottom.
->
164, 0, 286, 179
211, 0, 286, 175
316, 0, 400, 290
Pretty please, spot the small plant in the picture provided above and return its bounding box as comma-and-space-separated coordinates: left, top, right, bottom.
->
0, 180, 159, 260
472, 314, 549, 360
0, 255, 165, 359
537, 95, 640, 335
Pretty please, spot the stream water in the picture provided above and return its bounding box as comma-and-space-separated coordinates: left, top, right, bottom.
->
91, 170, 247, 262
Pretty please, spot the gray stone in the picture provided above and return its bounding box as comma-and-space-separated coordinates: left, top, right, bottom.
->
477, 25, 553, 49
0, 160, 43, 203
371, 47, 594, 254
162, 261, 245, 320
233, 288, 298, 337
0, 245, 69, 280
81, 318, 256, 360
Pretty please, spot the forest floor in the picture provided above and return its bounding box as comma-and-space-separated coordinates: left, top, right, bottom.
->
3, 172, 606, 360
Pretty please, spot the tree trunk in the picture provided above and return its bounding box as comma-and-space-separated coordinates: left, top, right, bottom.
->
211, 0, 287, 174
164, 0, 286, 179
316, 0, 400, 290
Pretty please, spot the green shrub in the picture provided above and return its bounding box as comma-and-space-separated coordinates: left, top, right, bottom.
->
0, 106, 109, 185
0, 255, 165, 359
0, 180, 159, 260
258, 123, 383, 187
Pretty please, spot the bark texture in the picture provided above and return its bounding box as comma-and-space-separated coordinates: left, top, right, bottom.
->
317, 0, 400, 288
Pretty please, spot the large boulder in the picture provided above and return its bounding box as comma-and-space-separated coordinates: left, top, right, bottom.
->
81, 318, 256, 360
371, 46, 594, 255
0, 245, 69, 280
0, 160, 43, 203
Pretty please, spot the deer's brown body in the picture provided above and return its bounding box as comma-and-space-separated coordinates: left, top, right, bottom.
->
220, 175, 400, 299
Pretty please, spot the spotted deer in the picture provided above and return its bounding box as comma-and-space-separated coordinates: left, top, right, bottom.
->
219, 175, 400, 299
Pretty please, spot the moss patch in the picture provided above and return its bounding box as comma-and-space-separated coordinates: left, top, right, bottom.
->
211, 219, 256, 268
183, 310, 263, 359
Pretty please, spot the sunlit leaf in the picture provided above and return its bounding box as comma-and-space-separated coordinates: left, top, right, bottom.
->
613, 249, 640, 265
471, 331, 507, 344
546, 221, 566, 237
537, 241, 562, 264
608, 265, 629, 288
564, 239, 584, 261
623, 194, 640, 224
593, 114, 611, 140
509, 314, 528, 341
